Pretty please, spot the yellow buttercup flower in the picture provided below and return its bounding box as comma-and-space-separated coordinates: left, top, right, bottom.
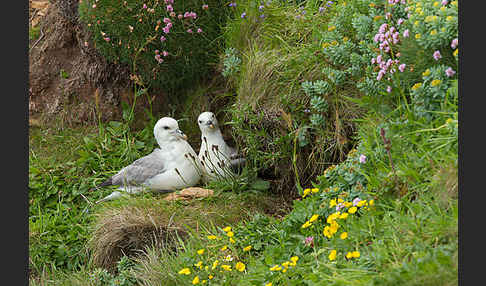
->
414, 20, 419, 26
451, 1, 457, 6
339, 212, 349, 219
309, 214, 319, 223
270, 265, 282, 271
221, 264, 232, 271
369, 3, 375, 7
226, 231, 234, 237
282, 261, 290, 269
430, 29, 437, 36
357, 200, 367, 207
433, 1, 439, 7
344, 202, 353, 208
431, 79, 442, 87
197, 249, 205, 255
348, 206, 358, 214
369, 199, 375, 206
328, 25, 336, 32
352, 251, 360, 258
423, 69, 431, 77
346, 252, 353, 259
208, 275, 214, 279
229, 237, 236, 244
412, 83, 422, 90
192, 276, 200, 285
311, 188, 319, 193
290, 256, 299, 263
202, 280, 207, 284
340, 232, 348, 239
329, 250, 337, 261
425, 15, 434, 22
343, 37, 349, 42
212, 260, 219, 270
322, 42, 330, 49
301, 221, 312, 229
265, 283, 273, 286
220, 245, 228, 251
331, 40, 338, 46
195, 261, 203, 268
178, 268, 191, 275
323, 226, 332, 238
440, 6, 446, 12
415, 33, 421, 39
453, 49, 458, 57
223, 226, 231, 232
243, 245, 252, 251
235, 262, 246, 272
446, 16, 454, 21
302, 188, 311, 198
373, 15, 383, 21
207, 235, 218, 240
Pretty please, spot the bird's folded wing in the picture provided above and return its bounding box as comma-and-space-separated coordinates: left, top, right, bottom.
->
111, 149, 167, 186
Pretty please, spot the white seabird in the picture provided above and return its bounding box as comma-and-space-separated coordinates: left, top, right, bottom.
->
94, 117, 202, 203
197, 111, 245, 182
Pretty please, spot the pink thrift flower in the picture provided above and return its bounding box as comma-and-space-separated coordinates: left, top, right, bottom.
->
160, 36, 166, 42
386, 86, 392, 93
170, 12, 176, 17
441, 0, 448, 5
379, 23, 388, 34
403, 29, 410, 38
163, 17, 171, 24
197, 28, 203, 33
374, 33, 381, 43
445, 67, 456, 77
92, 4, 97, 8
162, 51, 169, 57
451, 38, 458, 49
166, 22, 173, 28
353, 197, 362, 206
187, 29, 193, 33
202, 4, 209, 10
397, 18, 404, 25
377, 70, 385, 81
154, 49, 160, 54
143, 3, 147, 9
166, 5, 173, 12
433, 50, 442, 61
398, 63, 406, 72
371, 58, 376, 64
104, 37, 110, 42
376, 55, 383, 63
163, 26, 170, 34
178, 14, 183, 19
385, 12, 391, 20
304, 236, 314, 247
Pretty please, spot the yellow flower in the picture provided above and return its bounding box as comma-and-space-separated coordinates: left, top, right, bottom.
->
346, 252, 353, 259
416, 2, 422, 7
195, 261, 203, 268
440, 6, 446, 12
344, 202, 353, 208
453, 49, 458, 57
192, 276, 200, 285
243, 245, 252, 252
205, 266, 209, 271
352, 251, 360, 258
290, 256, 299, 263
328, 250, 337, 261
221, 264, 232, 271
340, 232, 348, 239
343, 37, 349, 42
430, 29, 437, 36
226, 231, 234, 237
373, 15, 383, 21
446, 16, 454, 21
329, 221, 339, 234
369, 199, 375, 206
302, 188, 311, 198
339, 212, 349, 219
223, 226, 232, 232
208, 275, 214, 279
309, 214, 319, 223
301, 221, 312, 229
331, 40, 338, 46
323, 226, 332, 238
451, 1, 457, 6
202, 280, 207, 284
220, 245, 228, 251
422, 69, 431, 77
348, 206, 358, 214
431, 79, 442, 87
415, 33, 421, 39
197, 249, 205, 255
235, 262, 246, 272
311, 188, 319, 193
270, 265, 282, 271
212, 260, 219, 270
229, 237, 236, 244
328, 25, 336, 32
433, 1, 439, 6
369, 3, 375, 7
425, 15, 434, 22
265, 283, 273, 286
411, 83, 422, 90
415, 7, 421, 13
178, 268, 191, 275
357, 200, 367, 207
329, 199, 337, 208
414, 20, 419, 26
282, 261, 290, 269
322, 42, 330, 49
207, 235, 218, 240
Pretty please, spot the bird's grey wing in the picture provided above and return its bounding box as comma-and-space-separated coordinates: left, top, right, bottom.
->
111, 149, 166, 186
227, 146, 246, 173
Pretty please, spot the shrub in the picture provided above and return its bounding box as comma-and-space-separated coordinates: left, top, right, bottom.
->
78, 0, 228, 92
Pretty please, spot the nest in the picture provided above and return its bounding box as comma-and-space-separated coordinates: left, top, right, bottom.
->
89, 205, 187, 271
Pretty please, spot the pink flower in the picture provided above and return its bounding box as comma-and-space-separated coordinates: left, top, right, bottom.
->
445, 67, 456, 77
197, 28, 203, 33
379, 23, 388, 34
163, 26, 170, 34
359, 154, 366, 164
403, 29, 409, 38
166, 5, 173, 12
304, 236, 314, 247
433, 50, 442, 61
371, 58, 376, 64
154, 49, 160, 54
160, 36, 166, 42
162, 51, 169, 57
163, 17, 171, 24
353, 197, 362, 206
397, 18, 404, 25
166, 22, 173, 28
398, 63, 406, 72
451, 38, 458, 49
376, 55, 383, 64
441, 0, 448, 5
377, 70, 385, 81
103, 37, 110, 42
170, 12, 176, 17
187, 29, 193, 33
385, 12, 391, 20
143, 3, 147, 9
202, 4, 209, 10
178, 14, 183, 19
386, 86, 392, 93
92, 4, 97, 8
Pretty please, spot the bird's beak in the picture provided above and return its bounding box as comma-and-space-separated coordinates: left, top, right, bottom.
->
207, 121, 215, 129
176, 129, 188, 140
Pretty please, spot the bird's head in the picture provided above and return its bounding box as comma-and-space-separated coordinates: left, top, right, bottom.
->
198, 112, 219, 133
154, 117, 187, 145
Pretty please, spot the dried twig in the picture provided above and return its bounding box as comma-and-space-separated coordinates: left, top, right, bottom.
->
30, 27, 45, 52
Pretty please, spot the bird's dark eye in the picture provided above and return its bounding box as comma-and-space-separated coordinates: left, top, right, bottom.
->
163, 126, 170, 130
199, 120, 202, 123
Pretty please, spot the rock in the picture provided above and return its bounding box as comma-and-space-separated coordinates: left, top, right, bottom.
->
163, 187, 214, 201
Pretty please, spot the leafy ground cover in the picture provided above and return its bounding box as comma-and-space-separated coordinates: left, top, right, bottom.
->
29, 0, 458, 285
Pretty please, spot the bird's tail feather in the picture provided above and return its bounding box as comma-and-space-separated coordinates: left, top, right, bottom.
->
90, 178, 113, 192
